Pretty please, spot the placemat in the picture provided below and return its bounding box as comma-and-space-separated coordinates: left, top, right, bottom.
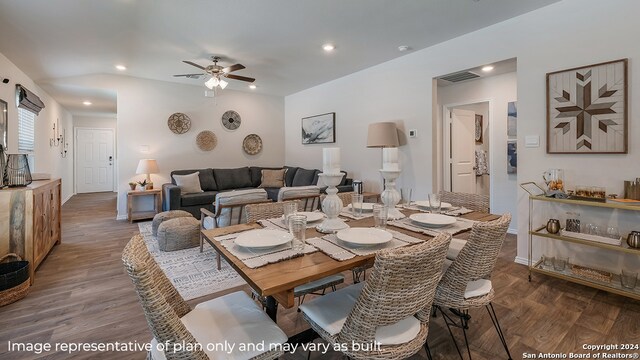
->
308, 229, 424, 260
339, 209, 374, 220
398, 204, 473, 216
213, 229, 317, 269
389, 217, 476, 237
258, 217, 321, 230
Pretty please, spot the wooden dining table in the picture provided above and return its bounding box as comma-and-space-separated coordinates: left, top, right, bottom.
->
200, 208, 499, 323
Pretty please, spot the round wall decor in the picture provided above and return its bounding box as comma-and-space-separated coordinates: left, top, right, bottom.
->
168, 113, 191, 134
221, 110, 241, 130
196, 130, 217, 151
243, 134, 262, 155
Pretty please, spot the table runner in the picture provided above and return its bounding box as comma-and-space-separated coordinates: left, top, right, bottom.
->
307, 229, 425, 261
213, 229, 317, 269
389, 217, 476, 236
258, 217, 321, 230
339, 209, 374, 220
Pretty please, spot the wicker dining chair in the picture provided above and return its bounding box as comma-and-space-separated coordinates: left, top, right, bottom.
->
122, 234, 287, 360
300, 233, 452, 360
244, 200, 345, 310
278, 185, 322, 211
432, 213, 512, 360
320, 191, 354, 207
439, 191, 490, 213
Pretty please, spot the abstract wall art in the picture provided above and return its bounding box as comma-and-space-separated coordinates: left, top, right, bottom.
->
547, 59, 627, 154
302, 112, 335, 144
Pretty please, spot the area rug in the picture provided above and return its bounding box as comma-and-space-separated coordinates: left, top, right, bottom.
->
138, 222, 246, 300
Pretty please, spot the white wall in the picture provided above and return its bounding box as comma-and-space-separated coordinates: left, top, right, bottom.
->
438, 72, 517, 231
0, 52, 74, 203
285, 0, 640, 267
73, 115, 117, 130
53, 75, 285, 218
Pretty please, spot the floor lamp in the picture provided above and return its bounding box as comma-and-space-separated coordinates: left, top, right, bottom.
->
367, 122, 404, 219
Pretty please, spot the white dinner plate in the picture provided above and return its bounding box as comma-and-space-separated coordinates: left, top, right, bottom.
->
409, 213, 457, 228
414, 201, 453, 210
336, 227, 393, 247
346, 203, 375, 212
281, 212, 325, 223
234, 229, 293, 249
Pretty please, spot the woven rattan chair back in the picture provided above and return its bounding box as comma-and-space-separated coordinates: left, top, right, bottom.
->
439, 190, 490, 213
435, 213, 511, 307
320, 191, 354, 207
337, 233, 452, 346
122, 234, 206, 360
284, 193, 321, 212
245, 200, 300, 223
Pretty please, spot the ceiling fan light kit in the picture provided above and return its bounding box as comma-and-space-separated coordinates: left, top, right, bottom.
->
176, 56, 254, 91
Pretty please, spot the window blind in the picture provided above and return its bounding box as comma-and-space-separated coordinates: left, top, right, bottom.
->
18, 108, 35, 153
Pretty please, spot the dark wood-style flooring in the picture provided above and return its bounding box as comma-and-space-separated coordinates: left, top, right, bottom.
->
0, 192, 638, 359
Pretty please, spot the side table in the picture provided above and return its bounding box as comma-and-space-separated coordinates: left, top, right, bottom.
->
127, 189, 162, 223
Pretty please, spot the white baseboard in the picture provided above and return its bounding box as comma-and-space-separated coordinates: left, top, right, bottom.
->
116, 214, 128, 221
507, 227, 517, 235
62, 193, 75, 205
514, 256, 528, 266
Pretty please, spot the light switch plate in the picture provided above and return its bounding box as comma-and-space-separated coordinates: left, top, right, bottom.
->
525, 135, 540, 148
409, 129, 417, 138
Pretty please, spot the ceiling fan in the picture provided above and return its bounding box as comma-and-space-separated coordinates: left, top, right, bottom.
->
173, 56, 255, 89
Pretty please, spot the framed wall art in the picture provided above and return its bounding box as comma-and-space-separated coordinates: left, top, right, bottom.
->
0, 99, 7, 150
302, 112, 335, 144
474, 114, 483, 144
547, 59, 627, 154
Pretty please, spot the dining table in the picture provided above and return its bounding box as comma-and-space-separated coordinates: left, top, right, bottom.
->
200, 207, 500, 324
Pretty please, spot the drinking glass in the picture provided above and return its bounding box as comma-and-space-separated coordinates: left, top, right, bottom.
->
428, 193, 441, 214
606, 226, 620, 240
621, 269, 638, 289
289, 214, 307, 251
590, 225, 602, 236
543, 255, 555, 268
401, 188, 413, 206
283, 202, 297, 224
373, 204, 388, 229
553, 257, 568, 271
351, 193, 364, 216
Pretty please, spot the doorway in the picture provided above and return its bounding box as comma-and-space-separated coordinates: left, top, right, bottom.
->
74, 127, 115, 193
443, 102, 490, 197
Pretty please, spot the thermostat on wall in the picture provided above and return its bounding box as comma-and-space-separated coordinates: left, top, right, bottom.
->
409, 129, 417, 138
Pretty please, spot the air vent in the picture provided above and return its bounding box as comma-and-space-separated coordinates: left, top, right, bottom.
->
439, 71, 480, 83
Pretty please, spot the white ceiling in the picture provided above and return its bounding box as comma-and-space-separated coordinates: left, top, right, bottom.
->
0, 0, 558, 115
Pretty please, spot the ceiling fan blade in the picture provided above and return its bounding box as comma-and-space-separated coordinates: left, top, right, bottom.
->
225, 74, 255, 83
183, 60, 206, 70
173, 73, 205, 78
222, 64, 245, 73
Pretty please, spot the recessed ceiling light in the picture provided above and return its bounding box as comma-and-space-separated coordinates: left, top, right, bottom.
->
322, 44, 335, 52
482, 65, 494, 72
115, 65, 127, 71
83, 101, 92, 106
398, 45, 411, 52
249, 84, 257, 89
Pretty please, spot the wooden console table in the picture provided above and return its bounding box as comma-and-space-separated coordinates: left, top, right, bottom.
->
0, 179, 62, 284
127, 189, 162, 222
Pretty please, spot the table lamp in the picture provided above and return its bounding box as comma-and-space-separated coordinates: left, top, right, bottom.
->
367, 122, 404, 219
136, 159, 159, 190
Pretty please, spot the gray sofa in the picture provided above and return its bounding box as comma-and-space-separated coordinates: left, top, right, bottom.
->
162, 166, 352, 218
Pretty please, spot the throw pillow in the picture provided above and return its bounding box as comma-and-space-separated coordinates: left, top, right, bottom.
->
260, 169, 287, 188
173, 172, 204, 194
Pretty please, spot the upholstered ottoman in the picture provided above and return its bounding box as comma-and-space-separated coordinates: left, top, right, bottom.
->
152, 210, 193, 237
157, 217, 200, 252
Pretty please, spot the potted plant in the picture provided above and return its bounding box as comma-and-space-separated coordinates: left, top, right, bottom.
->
137, 179, 148, 191
128, 182, 137, 191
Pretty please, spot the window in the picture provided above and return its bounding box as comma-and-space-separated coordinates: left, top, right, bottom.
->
18, 107, 35, 153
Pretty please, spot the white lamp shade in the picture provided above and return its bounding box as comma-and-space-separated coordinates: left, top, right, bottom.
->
219, 79, 228, 89
205, 77, 219, 89
367, 122, 399, 148
136, 159, 159, 175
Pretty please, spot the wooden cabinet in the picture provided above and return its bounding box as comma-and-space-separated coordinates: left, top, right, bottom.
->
0, 179, 62, 284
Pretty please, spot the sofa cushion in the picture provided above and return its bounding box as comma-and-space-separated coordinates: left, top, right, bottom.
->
213, 167, 252, 190
171, 169, 217, 191
292, 168, 317, 186
260, 169, 287, 188
284, 166, 299, 187
173, 172, 204, 195
181, 191, 218, 207
250, 166, 281, 188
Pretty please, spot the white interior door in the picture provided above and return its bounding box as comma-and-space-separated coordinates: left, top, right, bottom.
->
450, 109, 476, 193
76, 128, 114, 193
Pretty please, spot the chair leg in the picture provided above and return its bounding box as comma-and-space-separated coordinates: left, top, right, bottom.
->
486, 303, 513, 360
436, 306, 470, 360
216, 253, 221, 270
424, 341, 433, 360
199, 233, 204, 253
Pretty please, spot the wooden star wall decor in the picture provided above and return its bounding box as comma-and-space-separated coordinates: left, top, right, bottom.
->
547, 59, 627, 154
